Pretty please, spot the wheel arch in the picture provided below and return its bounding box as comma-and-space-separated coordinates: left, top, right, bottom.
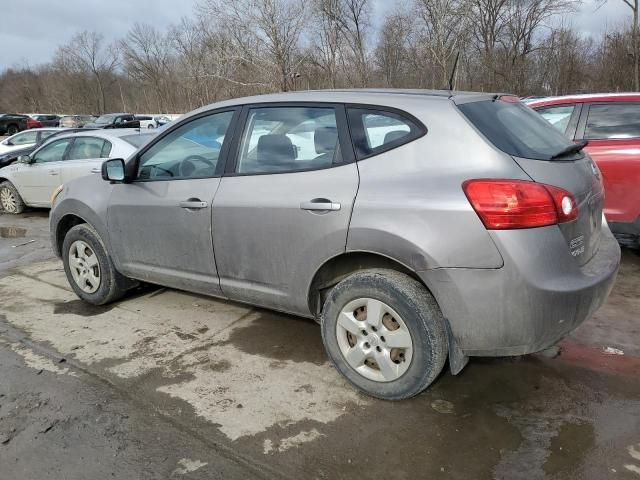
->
53, 213, 88, 257
307, 250, 428, 319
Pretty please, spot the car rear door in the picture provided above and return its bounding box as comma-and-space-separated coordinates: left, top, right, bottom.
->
574, 102, 640, 225
60, 136, 111, 186
211, 103, 359, 316
107, 109, 238, 296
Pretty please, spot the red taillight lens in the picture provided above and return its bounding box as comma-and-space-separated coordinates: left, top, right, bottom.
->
462, 179, 577, 229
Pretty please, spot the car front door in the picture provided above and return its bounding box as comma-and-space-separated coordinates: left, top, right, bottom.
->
107, 109, 238, 295
212, 104, 359, 316
12, 137, 72, 205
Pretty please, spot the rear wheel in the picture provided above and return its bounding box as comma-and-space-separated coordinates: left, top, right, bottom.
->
0, 181, 26, 214
321, 269, 448, 400
6, 124, 18, 136
62, 224, 131, 305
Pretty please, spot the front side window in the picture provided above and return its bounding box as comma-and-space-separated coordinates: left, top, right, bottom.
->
137, 111, 234, 180
38, 131, 56, 142
584, 103, 640, 139
347, 108, 423, 159
32, 138, 72, 163
237, 107, 339, 174
67, 137, 108, 160
11, 131, 38, 145
536, 104, 575, 134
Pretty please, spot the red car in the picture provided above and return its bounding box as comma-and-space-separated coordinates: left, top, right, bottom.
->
529, 94, 640, 247
26, 117, 43, 129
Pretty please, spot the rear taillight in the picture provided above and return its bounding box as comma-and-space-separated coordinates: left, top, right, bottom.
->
462, 179, 577, 229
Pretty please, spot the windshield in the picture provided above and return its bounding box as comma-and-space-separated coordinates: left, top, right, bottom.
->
122, 133, 156, 147
458, 98, 577, 160
93, 115, 115, 125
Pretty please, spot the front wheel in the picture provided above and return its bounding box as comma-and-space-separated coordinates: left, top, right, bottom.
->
0, 181, 26, 214
321, 269, 448, 400
6, 124, 19, 136
62, 224, 132, 305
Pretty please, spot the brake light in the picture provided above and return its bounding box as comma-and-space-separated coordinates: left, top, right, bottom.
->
462, 179, 577, 229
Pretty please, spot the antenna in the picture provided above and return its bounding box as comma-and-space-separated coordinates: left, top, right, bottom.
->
448, 51, 460, 91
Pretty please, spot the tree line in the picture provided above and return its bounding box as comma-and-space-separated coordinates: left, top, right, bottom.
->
0, 0, 636, 115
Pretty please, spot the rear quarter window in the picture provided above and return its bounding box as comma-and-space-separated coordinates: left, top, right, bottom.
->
347, 107, 425, 159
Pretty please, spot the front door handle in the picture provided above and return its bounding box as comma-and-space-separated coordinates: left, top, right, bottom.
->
48, 170, 58, 176
179, 200, 208, 209
90, 167, 101, 173
300, 199, 341, 211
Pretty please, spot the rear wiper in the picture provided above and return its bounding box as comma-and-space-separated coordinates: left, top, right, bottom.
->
550, 140, 588, 160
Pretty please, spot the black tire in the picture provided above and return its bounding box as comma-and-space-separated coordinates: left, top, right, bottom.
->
62, 224, 131, 305
6, 124, 19, 136
0, 181, 26, 214
321, 269, 448, 400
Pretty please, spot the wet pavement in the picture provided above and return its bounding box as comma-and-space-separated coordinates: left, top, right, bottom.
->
0, 211, 639, 479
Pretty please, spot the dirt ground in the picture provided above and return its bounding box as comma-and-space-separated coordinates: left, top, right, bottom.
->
0, 210, 639, 479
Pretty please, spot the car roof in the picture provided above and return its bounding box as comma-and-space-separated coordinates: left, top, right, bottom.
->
50, 128, 149, 141
529, 93, 640, 107
183, 89, 504, 120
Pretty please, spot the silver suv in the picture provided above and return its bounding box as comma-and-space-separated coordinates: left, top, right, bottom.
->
50, 90, 621, 400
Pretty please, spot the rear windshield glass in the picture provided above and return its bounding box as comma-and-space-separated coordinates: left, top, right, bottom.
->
122, 133, 156, 148
458, 98, 577, 160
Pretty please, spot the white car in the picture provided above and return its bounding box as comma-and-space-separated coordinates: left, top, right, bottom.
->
0, 129, 156, 213
0, 128, 64, 155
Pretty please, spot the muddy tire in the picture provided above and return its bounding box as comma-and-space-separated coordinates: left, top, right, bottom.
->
0, 181, 26, 214
321, 269, 448, 400
62, 224, 131, 305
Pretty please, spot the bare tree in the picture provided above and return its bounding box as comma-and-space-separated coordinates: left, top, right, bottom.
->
56, 31, 119, 113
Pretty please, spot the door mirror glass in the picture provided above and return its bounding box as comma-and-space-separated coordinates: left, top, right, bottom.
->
17, 155, 31, 164
102, 158, 125, 181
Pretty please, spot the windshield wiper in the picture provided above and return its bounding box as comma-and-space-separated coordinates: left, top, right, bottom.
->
550, 140, 588, 160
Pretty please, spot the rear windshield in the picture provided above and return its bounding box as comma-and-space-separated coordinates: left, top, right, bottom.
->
122, 133, 155, 147
458, 98, 577, 160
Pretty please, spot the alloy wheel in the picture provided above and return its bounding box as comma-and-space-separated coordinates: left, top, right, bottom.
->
336, 298, 414, 382
68, 240, 101, 293
0, 187, 17, 213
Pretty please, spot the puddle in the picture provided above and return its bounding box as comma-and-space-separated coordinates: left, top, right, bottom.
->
221, 312, 326, 365
0, 226, 27, 238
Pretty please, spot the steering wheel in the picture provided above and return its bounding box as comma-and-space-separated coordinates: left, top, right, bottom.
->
179, 155, 215, 178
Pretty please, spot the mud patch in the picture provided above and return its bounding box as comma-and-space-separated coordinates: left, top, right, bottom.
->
0, 226, 27, 238
544, 421, 595, 476
220, 311, 326, 365
53, 299, 116, 317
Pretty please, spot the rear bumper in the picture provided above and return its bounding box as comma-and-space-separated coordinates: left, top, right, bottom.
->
419, 224, 621, 356
609, 217, 640, 248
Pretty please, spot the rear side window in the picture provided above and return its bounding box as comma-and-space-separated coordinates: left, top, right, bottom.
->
536, 104, 575, 134
67, 137, 107, 160
458, 98, 575, 160
347, 107, 424, 159
584, 103, 640, 139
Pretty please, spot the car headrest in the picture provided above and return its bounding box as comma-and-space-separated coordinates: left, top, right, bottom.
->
257, 134, 295, 164
314, 127, 338, 154
383, 130, 409, 144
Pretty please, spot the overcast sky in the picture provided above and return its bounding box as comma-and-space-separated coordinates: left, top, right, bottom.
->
0, 0, 633, 70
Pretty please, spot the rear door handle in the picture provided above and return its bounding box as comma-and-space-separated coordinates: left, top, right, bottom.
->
300, 199, 341, 211
48, 170, 58, 176
179, 200, 208, 209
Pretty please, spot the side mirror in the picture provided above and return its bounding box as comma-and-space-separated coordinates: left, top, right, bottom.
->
17, 155, 31, 164
102, 158, 125, 182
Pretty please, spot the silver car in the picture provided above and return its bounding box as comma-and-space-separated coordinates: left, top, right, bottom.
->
49, 90, 620, 400
0, 129, 156, 214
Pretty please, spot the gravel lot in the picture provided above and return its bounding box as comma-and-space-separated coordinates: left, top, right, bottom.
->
1, 209, 639, 479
